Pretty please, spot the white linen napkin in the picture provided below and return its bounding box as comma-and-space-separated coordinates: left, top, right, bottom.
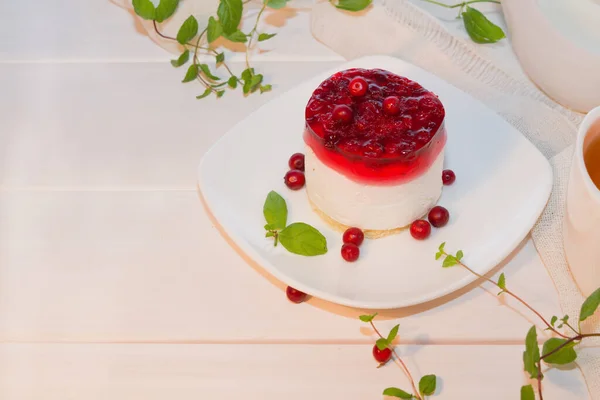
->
310, 0, 599, 397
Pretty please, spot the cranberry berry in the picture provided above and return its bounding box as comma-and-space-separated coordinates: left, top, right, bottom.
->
428, 206, 449, 228
332, 104, 353, 123
442, 169, 456, 185
382, 96, 401, 115
372, 345, 392, 364
341, 243, 360, 262
343, 227, 364, 246
284, 170, 305, 190
288, 153, 305, 171
410, 219, 431, 240
349, 76, 368, 97
286, 286, 307, 304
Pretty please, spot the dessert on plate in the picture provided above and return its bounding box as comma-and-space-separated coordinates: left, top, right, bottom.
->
303, 68, 447, 237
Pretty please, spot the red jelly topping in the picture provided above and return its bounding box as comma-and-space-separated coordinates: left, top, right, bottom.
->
304, 68, 446, 185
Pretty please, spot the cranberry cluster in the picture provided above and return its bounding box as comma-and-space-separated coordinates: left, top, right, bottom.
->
284, 153, 306, 190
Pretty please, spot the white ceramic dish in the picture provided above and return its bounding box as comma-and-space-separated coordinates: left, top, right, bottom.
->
198, 55, 552, 309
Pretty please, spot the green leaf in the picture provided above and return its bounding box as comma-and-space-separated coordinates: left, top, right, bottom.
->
387, 324, 399, 344
550, 316, 558, 327
438, 242, 446, 252
265, 231, 274, 238
580, 287, 600, 322
542, 338, 577, 365
258, 33, 277, 42
176, 15, 199, 44
456, 250, 464, 261
225, 30, 248, 43
382, 387, 413, 399
376, 338, 389, 351
207, 16, 223, 43
182, 64, 199, 82
259, 84, 272, 93
523, 326, 540, 379
335, 0, 372, 12
199, 64, 221, 81
359, 313, 377, 323
263, 191, 288, 231
196, 88, 212, 99
170, 49, 190, 67
215, 52, 225, 64
279, 223, 327, 256
561, 315, 570, 323
249, 74, 263, 92
462, 6, 506, 44
217, 0, 243, 34
520, 385, 535, 400
228, 76, 238, 89
216, 90, 225, 98
241, 68, 254, 82
132, 0, 156, 20
442, 255, 458, 268
498, 273, 506, 290
155, 0, 179, 22
419, 375, 437, 396
435, 251, 442, 260
264, 0, 289, 9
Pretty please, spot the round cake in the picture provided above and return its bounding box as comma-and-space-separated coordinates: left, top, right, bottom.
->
303, 68, 447, 236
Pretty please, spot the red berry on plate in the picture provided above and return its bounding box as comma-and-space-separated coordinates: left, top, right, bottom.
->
382, 96, 401, 115
410, 219, 431, 240
442, 169, 456, 185
372, 345, 392, 364
288, 152, 305, 171
284, 170, 305, 190
343, 227, 364, 246
428, 206, 449, 228
341, 243, 360, 262
349, 77, 368, 97
286, 286, 307, 303
332, 104, 353, 123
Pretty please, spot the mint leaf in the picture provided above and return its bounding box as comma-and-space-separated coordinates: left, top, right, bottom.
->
376, 338, 389, 351
265, 0, 289, 9
442, 255, 458, 268
336, 0, 372, 11
359, 313, 377, 323
241, 68, 254, 81
542, 338, 577, 365
199, 64, 220, 81
182, 64, 199, 82
498, 273, 506, 290
132, 0, 156, 20
177, 15, 199, 44
387, 324, 399, 343
435, 251, 442, 260
382, 387, 413, 399
207, 16, 223, 43
580, 287, 600, 322
419, 374, 437, 396
171, 49, 189, 67
216, 90, 225, 98
216, 52, 225, 64
263, 191, 287, 231
258, 33, 277, 41
196, 88, 212, 99
456, 250, 464, 261
217, 0, 243, 34
155, 0, 179, 22
439, 242, 446, 252
225, 30, 248, 43
265, 231, 274, 238
228, 76, 238, 89
259, 84, 272, 93
550, 316, 558, 327
462, 6, 506, 44
523, 326, 540, 379
279, 223, 327, 256
250, 74, 263, 91
521, 385, 535, 400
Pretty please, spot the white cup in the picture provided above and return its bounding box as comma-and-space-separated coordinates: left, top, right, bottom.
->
564, 106, 600, 297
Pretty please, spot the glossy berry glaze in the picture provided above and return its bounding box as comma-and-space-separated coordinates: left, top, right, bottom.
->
304, 68, 446, 185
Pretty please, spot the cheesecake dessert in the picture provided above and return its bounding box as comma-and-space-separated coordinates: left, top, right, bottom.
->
303, 68, 447, 237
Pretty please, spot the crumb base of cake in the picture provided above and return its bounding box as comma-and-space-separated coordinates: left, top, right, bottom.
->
308, 195, 409, 239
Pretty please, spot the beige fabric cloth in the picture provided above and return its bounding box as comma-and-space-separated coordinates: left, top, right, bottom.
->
310, 0, 599, 397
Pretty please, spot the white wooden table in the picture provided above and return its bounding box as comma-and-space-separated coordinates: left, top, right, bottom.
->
0, 0, 596, 398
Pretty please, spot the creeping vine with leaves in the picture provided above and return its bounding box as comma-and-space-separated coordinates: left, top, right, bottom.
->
132, 0, 505, 100
360, 244, 600, 399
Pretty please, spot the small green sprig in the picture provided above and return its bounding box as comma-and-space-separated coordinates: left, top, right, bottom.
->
359, 313, 438, 399
263, 191, 327, 256
437, 244, 600, 400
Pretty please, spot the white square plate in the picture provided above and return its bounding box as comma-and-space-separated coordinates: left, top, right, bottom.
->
198, 55, 552, 309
